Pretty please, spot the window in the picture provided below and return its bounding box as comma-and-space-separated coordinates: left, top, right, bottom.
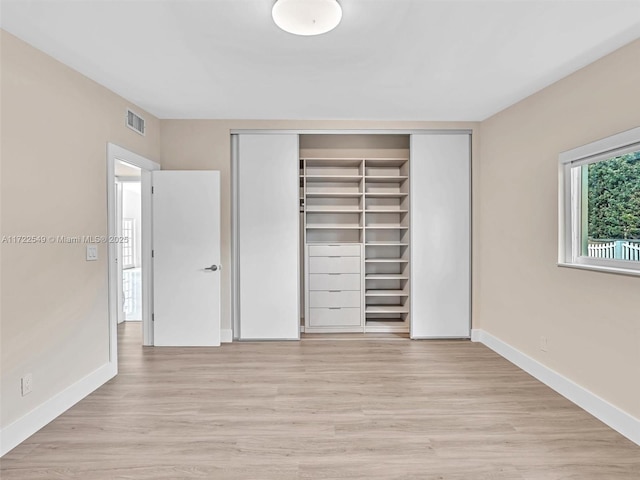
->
121, 218, 135, 269
559, 127, 640, 275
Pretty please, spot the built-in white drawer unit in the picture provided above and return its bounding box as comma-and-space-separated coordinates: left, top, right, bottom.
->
305, 243, 363, 331
308, 256, 361, 274
309, 307, 361, 327
309, 290, 360, 308
308, 273, 360, 291
308, 244, 361, 257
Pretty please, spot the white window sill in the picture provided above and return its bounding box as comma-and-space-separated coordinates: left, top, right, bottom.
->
558, 262, 640, 277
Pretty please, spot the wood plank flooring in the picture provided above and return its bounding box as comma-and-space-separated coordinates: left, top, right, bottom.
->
1, 322, 638, 479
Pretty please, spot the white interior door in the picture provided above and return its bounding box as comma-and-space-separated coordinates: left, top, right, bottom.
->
237, 134, 299, 340
410, 134, 470, 338
152, 170, 221, 346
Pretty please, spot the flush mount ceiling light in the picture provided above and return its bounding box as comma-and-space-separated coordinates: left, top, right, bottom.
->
272, 0, 342, 36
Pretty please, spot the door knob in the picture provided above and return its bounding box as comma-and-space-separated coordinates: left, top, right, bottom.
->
205, 265, 219, 271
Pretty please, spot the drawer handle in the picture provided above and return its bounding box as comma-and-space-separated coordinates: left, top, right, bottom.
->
329, 290, 341, 293
328, 273, 341, 276
328, 256, 341, 258
329, 307, 341, 310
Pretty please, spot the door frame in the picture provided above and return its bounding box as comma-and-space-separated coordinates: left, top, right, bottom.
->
107, 143, 160, 363
114, 180, 124, 324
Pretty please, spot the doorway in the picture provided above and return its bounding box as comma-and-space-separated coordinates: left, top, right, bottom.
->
115, 163, 142, 324
107, 144, 160, 366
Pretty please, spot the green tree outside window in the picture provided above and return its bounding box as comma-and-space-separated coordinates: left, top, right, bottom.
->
587, 151, 640, 240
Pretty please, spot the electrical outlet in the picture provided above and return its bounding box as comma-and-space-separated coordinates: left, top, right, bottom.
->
540, 336, 548, 352
21, 373, 33, 396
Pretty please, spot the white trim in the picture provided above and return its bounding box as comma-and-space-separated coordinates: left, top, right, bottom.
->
230, 129, 473, 135
0, 362, 116, 457
220, 329, 233, 343
107, 143, 160, 350
557, 127, 640, 275
557, 262, 640, 277
559, 127, 640, 165
114, 177, 142, 183
470, 329, 482, 342
231, 135, 240, 339
471, 329, 640, 446
140, 169, 154, 345
115, 181, 125, 324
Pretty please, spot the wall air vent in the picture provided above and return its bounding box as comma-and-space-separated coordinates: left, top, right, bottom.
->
126, 109, 145, 136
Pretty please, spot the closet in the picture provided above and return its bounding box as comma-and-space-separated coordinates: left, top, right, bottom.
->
300, 134, 410, 333
233, 131, 470, 340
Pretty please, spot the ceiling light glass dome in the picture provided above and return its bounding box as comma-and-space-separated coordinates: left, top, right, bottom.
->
272, 0, 342, 36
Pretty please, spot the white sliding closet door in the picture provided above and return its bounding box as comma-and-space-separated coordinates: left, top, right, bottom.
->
237, 134, 300, 340
410, 134, 470, 338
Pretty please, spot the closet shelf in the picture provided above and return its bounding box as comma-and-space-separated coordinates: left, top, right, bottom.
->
365, 290, 409, 296
366, 306, 409, 314
365, 258, 410, 263
364, 176, 409, 183
365, 242, 409, 246
365, 209, 409, 213
365, 319, 407, 325
364, 193, 409, 198
363, 159, 409, 167
306, 225, 362, 230
365, 225, 409, 230
306, 192, 363, 198
305, 175, 363, 182
365, 274, 409, 280
303, 157, 365, 161
306, 209, 363, 213
366, 223, 409, 230
307, 240, 361, 244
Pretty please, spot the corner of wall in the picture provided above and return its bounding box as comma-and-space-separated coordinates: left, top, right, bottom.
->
471, 329, 640, 446
0, 361, 117, 457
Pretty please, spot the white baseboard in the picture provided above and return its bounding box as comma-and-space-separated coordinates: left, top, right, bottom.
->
220, 329, 233, 343
471, 329, 640, 446
0, 361, 117, 457
470, 329, 482, 342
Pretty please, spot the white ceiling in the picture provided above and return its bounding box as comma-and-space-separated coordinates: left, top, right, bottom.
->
2, 0, 639, 121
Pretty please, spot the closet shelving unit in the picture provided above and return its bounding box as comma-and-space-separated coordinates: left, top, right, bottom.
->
363, 158, 410, 333
301, 156, 410, 333
303, 158, 364, 244
302, 158, 365, 333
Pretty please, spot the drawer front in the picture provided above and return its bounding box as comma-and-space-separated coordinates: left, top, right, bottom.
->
308, 273, 361, 291
308, 256, 361, 274
308, 244, 361, 257
309, 308, 361, 327
309, 290, 361, 308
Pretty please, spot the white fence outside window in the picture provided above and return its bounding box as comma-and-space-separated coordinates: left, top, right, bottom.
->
587, 240, 640, 262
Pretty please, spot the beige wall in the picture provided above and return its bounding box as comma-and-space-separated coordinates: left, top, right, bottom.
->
160, 121, 480, 332
477, 39, 640, 419
0, 31, 161, 429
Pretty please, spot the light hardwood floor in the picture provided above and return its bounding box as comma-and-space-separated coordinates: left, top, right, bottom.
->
1, 322, 638, 479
